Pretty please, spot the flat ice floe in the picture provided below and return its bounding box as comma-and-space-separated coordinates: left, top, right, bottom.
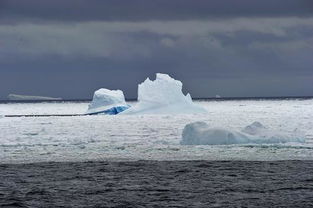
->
122, 73, 206, 114
181, 121, 306, 145
86, 88, 129, 115
1, 99, 313, 163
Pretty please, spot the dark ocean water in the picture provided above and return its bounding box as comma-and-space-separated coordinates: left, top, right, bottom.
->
1, 160, 313, 208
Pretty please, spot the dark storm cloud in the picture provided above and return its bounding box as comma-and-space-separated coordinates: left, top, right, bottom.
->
1, 0, 313, 24
0, 0, 312, 99
1, 44, 312, 99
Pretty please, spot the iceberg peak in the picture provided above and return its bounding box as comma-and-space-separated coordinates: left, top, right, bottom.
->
122, 73, 206, 114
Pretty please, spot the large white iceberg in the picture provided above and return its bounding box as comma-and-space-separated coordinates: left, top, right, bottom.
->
86, 89, 129, 115
181, 121, 305, 145
122, 73, 206, 114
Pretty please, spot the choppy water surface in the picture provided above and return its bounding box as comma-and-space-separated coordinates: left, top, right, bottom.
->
1, 160, 313, 207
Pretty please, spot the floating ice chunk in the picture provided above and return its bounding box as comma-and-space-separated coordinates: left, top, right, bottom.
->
122, 73, 206, 114
242, 121, 306, 143
86, 89, 129, 115
181, 121, 305, 145
242, 121, 266, 135
181, 122, 250, 145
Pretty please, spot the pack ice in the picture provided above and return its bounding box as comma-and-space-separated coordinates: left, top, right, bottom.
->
181, 121, 305, 145
86, 89, 129, 115
122, 73, 206, 114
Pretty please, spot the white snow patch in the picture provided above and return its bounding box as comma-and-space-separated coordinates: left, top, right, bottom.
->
181, 121, 305, 145
86, 88, 129, 114
122, 73, 206, 114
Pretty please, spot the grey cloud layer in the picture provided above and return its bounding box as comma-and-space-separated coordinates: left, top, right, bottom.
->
1, 17, 313, 59
1, 0, 313, 24
0, 0, 312, 99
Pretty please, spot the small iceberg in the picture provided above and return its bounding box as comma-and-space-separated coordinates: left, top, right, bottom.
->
122, 73, 206, 114
86, 89, 130, 115
8, 94, 62, 101
181, 121, 305, 145
241, 121, 305, 144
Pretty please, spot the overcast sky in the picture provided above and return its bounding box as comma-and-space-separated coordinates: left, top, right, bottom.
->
0, 0, 312, 99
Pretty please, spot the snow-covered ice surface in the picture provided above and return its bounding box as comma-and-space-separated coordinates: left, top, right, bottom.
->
1, 99, 313, 163
0, 102, 87, 115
